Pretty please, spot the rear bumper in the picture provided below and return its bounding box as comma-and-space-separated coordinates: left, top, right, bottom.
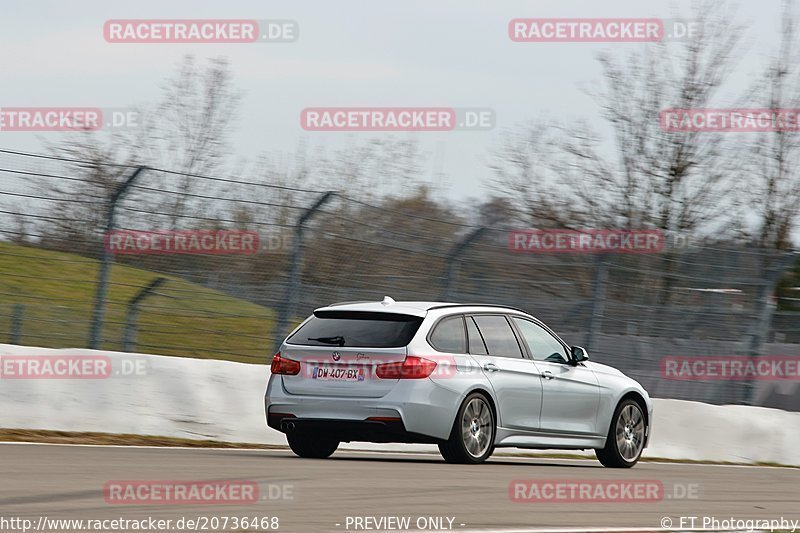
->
265, 374, 468, 442
267, 414, 441, 444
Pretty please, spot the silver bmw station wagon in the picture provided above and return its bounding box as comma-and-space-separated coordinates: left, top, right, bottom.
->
265, 297, 652, 467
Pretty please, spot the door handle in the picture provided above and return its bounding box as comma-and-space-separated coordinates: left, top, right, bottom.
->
482, 362, 499, 372
542, 370, 554, 380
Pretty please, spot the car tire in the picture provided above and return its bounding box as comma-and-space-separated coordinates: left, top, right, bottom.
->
439, 392, 496, 464
286, 433, 339, 459
595, 399, 646, 468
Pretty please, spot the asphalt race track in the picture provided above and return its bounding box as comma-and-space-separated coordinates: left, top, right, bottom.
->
1, 443, 799, 533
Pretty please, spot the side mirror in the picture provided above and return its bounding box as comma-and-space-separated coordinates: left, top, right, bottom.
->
571, 345, 589, 364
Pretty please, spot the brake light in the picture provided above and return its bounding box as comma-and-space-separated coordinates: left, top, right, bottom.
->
270, 352, 301, 375
375, 356, 437, 379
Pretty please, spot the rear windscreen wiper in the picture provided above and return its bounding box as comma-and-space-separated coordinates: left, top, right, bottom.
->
308, 336, 346, 346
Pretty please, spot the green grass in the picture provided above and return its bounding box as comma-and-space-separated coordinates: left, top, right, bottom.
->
0, 242, 274, 363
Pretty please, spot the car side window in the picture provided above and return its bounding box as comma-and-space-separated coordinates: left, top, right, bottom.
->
512, 317, 569, 364
465, 316, 487, 355
429, 315, 466, 353
472, 315, 523, 359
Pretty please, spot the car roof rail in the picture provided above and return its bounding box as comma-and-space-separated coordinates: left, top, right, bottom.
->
327, 300, 374, 307
428, 303, 530, 314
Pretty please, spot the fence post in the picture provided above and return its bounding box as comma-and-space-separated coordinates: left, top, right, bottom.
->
441, 227, 486, 301
271, 191, 335, 355
744, 252, 797, 405
88, 166, 148, 350
10, 303, 23, 344
584, 254, 609, 353
123, 277, 167, 352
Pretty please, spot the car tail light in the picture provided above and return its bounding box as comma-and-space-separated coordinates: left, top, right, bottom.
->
375, 356, 437, 379
271, 352, 301, 375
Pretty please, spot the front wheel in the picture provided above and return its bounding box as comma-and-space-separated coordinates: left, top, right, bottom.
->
286, 433, 339, 459
439, 393, 496, 464
595, 399, 646, 468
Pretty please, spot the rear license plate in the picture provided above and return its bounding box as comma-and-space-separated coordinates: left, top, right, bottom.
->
312, 365, 365, 382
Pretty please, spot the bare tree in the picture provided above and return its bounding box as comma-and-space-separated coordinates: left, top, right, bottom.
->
489, 2, 749, 306
747, 0, 800, 251
37, 55, 242, 250
36, 130, 146, 253
489, 120, 567, 227
149, 56, 241, 228
492, 1, 746, 239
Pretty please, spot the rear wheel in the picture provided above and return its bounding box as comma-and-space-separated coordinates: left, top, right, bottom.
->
286, 433, 339, 459
595, 399, 646, 468
439, 393, 495, 464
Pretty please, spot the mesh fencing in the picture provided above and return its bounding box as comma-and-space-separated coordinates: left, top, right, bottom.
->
0, 148, 798, 407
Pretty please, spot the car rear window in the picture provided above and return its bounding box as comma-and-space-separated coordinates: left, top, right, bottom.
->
429, 315, 466, 353
287, 311, 423, 348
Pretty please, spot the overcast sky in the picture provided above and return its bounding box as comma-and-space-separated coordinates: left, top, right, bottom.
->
0, 0, 788, 201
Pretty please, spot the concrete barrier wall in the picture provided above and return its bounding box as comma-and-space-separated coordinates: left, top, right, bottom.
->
2, 344, 799, 465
